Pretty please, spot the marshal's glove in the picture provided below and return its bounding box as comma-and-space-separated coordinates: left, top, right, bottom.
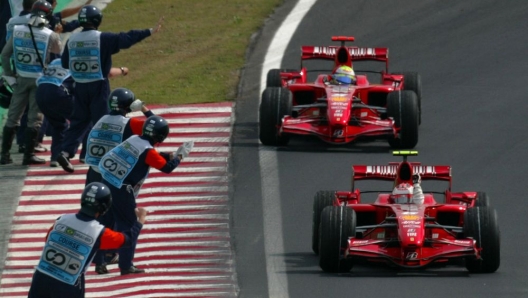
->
129, 99, 144, 112
412, 173, 421, 185
174, 141, 194, 160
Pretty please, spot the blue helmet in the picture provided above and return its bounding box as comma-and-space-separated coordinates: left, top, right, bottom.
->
142, 115, 169, 145
80, 182, 112, 217
78, 5, 102, 28
108, 88, 135, 114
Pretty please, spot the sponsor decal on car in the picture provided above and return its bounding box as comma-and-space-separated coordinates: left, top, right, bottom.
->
406, 252, 418, 260
351, 240, 369, 246
333, 129, 343, 137
402, 215, 420, 220
330, 102, 348, 107
334, 112, 343, 118
331, 96, 347, 102
454, 240, 473, 245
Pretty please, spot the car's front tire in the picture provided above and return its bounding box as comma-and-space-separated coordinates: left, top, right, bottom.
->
464, 207, 500, 273
312, 190, 335, 254
387, 90, 419, 149
474, 191, 491, 207
259, 87, 292, 146
392, 71, 422, 124
319, 206, 356, 273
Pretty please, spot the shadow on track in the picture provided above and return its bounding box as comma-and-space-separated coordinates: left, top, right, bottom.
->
277, 251, 470, 278
231, 121, 396, 154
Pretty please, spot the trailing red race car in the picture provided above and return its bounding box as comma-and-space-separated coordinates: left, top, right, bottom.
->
259, 36, 422, 148
312, 151, 500, 273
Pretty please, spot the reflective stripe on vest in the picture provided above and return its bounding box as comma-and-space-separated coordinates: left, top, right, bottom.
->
99, 135, 152, 189
67, 30, 103, 82
35, 214, 104, 285
12, 24, 52, 78
86, 115, 130, 169
36, 64, 71, 86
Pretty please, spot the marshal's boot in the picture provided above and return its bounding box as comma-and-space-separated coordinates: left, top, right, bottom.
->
22, 128, 46, 165
0, 126, 17, 165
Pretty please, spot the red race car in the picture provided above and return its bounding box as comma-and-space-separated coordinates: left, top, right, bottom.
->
312, 151, 500, 273
259, 36, 422, 148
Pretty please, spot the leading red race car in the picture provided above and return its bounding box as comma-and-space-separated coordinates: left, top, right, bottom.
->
312, 151, 500, 273
259, 36, 422, 148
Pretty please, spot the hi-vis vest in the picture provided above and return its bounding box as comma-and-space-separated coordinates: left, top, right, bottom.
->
99, 135, 152, 190
67, 30, 103, 82
5, 15, 30, 41
86, 115, 130, 171
36, 60, 71, 87
36, 214, 104, 285
12, 24, 52, 78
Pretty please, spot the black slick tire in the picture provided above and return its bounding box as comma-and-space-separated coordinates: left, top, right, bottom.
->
319, 206, 356, 273
312, 191, 335, 254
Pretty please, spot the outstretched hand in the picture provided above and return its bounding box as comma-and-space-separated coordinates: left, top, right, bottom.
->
129, 99, 144, 112
412, 173, 421, 185
174, 141, 194, 160
151, 16, 164, 34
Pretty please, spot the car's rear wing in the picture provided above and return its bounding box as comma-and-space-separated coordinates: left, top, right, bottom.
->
301, 46, 389, 73
352, 163, 452, 191
353, 164, 452, 180
301, 46, 389, 62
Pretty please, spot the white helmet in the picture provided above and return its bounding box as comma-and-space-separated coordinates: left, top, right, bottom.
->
390, 183, 414, 204
28, 15, 48, 27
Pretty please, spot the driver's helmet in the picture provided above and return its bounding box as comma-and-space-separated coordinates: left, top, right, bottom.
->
332, 65, 356, 85
390, 183, 414, 204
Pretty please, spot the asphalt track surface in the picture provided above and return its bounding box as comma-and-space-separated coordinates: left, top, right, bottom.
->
233, 0, 528, 297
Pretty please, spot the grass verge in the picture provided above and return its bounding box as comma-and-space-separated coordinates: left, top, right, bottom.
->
98, 0, 283, 104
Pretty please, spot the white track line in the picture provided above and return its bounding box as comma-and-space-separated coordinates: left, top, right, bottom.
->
259, 1, 318, 297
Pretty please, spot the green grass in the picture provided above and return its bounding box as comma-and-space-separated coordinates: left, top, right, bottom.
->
98, 0, 283, 104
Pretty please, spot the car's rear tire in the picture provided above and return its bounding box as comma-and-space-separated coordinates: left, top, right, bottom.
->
312, 190, 335, 254
319, 206, 356, 273
474, 191, 490, 207
387, 90, 419, 149
266, 69, 300, 87
464, 207, 500, 273
259, 87, 292, 146
392, 71, 422, 124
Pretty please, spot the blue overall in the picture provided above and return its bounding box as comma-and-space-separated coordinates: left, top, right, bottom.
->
27, 212, 143, 298
98, 136, 179, 270
35, 79, 74, 162
59, 28, 152, 159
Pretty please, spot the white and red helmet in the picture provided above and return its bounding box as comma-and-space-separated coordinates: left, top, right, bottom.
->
390, 183, 414, 203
